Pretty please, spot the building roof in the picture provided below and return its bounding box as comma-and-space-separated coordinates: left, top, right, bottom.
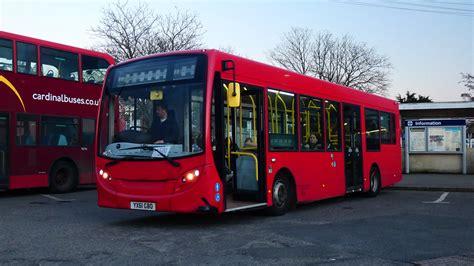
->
400, 101, 474, 110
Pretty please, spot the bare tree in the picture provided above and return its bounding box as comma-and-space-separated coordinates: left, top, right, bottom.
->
218, 45, 237, 55
90, 1, 204, 62
268, 28, 314, 75
460, 73, 474, 91
268, 28, 392, 95
460, 72, 474, 101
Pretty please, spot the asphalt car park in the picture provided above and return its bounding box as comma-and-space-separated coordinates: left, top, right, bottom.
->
1, 188, 473, 265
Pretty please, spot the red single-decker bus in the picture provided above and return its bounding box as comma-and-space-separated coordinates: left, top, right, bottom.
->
96, 50, 401, 215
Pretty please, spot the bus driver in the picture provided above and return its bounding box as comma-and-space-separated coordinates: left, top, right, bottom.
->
150, 101, 178, 144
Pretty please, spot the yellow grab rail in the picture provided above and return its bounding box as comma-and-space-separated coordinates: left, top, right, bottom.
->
268, 95, 275, 133
230, 151, 259, 181
249, 95, 257, 143
223, 84, 231, 167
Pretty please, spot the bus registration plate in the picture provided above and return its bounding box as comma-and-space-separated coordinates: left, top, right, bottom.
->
130, 201, 156, 211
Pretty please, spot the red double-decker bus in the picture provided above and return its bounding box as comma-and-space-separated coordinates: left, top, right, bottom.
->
0, 31, 114, 192
96, 50, 401, 215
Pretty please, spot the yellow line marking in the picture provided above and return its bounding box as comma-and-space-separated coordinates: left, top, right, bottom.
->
0, 75, 26, 112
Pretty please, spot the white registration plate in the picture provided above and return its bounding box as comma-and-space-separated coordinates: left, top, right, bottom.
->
130, 201, 156, 211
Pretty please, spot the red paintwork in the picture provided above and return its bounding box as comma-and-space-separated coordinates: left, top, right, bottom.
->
0, 31, 115, 190
9, 174, 48, 189
96, 50, 401, 213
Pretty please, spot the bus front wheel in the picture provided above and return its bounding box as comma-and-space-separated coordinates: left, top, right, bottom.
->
49, 161, 77, 193
267, 174, 292, 216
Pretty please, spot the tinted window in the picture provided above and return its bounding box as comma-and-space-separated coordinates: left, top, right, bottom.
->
41, 47, 78, 81
390, 113, 397, 144
300, 96, 324, 151
0, 38, 13, 71
380, 112, 394, 144
82, 119, 95, 146
365, 108, 380, 151
16, 114, 37, 146
268, 89, 297, 151
16, 42, 38, 75
82, 55, 110, 84
41, 116, 79, 146
325, 100, 341, 151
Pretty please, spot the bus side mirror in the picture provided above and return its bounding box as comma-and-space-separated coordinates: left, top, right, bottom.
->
227, 82, 241, 107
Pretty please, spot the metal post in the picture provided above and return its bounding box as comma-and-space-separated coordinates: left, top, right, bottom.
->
462, 125, 467, 174
405, 127, 410, 174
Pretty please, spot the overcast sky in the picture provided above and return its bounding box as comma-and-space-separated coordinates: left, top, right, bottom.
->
1, 0, 473, 101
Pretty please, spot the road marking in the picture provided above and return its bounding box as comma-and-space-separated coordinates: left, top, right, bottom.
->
423, 192, 450, 204
41, 194, 75, 202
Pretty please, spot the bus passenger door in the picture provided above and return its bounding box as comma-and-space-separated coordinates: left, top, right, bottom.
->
0, 114, 9, 187
231, 87, 265, 202
79, 118, 96, 184
343, 104, 363, 192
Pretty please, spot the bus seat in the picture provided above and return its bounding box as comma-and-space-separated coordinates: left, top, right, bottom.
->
47, 134, 68, 146
57, 134, 68, 146
236, 155, 258, 191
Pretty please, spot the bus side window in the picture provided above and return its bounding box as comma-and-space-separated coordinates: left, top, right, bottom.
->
365, 108, 380, 151
41, 116, 79, 146
40, 47, 78, 81
380, 111, 393, 144
268, 89, 297, 151
82, 119, 95, 146
82, 55, 110, 84
0, 38, 13, 71
16, 42, 38, 75
300, 95, 325, 151
16, 114, 37, 146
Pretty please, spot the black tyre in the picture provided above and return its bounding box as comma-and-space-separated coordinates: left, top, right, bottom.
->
49, 161, 77, 193
366, 167, 381, 197
267, 174, 293, 216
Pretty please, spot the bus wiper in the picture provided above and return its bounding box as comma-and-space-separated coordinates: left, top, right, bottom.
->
105, 155, 149, 168
120, 145, 180, 167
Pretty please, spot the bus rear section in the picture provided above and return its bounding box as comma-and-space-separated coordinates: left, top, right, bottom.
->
0, 31, 114, 192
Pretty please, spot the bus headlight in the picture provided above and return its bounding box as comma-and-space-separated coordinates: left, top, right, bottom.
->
175, 168, 202, 192
98, 169, 112, 181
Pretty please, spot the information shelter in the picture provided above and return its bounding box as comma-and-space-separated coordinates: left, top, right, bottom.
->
405, 119, 467, 174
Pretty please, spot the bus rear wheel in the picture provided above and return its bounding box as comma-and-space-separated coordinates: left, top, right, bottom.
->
49, 161, 77, 193
267, 174, 292, 216
366, 167, 381, 197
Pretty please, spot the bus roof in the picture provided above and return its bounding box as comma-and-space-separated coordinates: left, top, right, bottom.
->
110, 49, 398, 111
0, 31, 115, 64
